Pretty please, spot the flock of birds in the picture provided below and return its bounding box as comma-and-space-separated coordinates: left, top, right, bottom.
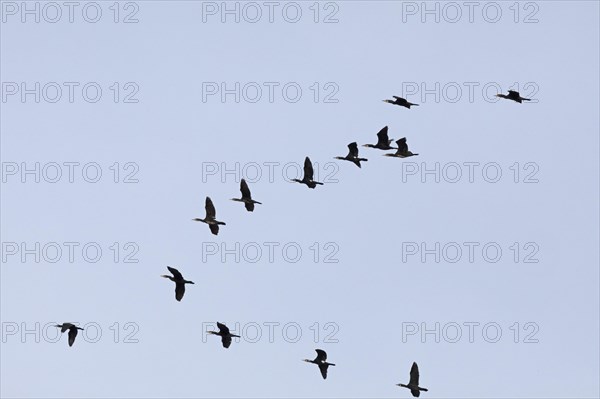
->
54, 90, 530, 397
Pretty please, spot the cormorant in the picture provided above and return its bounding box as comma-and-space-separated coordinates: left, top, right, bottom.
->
303, 349, 335, 379
363, 126, 396, 150
292, 157, 323, 189
384, 138, 419, 158
193, 196, 226, 235
383, 96, 419, 109
55, 323, 84, 347
397, 362, 428, 397
231, 179, 262, 212
161, 266, 194, 301
496, 90, 531, 103
335, 142, 368, 168
208, 322, 240, 348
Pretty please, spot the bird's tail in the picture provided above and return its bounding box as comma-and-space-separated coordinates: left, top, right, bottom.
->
522, 98, 532, 101
419, 387, 428, 392
314, 181, 324, 185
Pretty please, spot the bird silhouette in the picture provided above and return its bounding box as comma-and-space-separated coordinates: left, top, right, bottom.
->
383, 96, 419, 109
335, 142, 368, 168
496, 90, 531, 103
193, 196, 226, 235
384, 138, 419, 158
303, 349, 336, 379
161, 266, 194, 301
292, 157, 324, 189
397, 362, 428, 397
55, 323, 84, 347
363, 126, 396, 151
231, 179, 262, 212
208, 322, 240, 348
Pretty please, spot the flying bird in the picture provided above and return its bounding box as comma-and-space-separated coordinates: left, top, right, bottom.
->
397, 362, 428, 397
334, 142, 368, 168
496, 90, 531, 103
292, 157, 323, 189
161, 266, 194, 301
384, 138, 419, 158
208, 322, 240, 348
363, 126, 396, 150
193, 196, 226, 235
55, 323, 84, 347
383, 96, 419, 109
231, 179, 262, 212
303, 349, 336, 379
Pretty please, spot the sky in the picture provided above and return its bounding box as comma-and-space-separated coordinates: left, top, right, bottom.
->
1, 1, 599, 398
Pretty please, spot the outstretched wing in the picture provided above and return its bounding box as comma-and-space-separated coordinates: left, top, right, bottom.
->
68, 327, 78, 347
319, 363, 329, 379
347, 142, 359, 157
217, 322, 231, 335
167, 266, 183, 280
396, 138, 408, 154
393, 96, 403, 100
376, 126, 390, 146
175, 282, 185, 301
240, 179, 252, 199
508, 90, 520, 96
409, 362, 420, 386
222, 335, 232, 348
315, 349, 327, 362
209, 224, 219, 235
60, 323, 73, 333
245, 202, 255, 212
205, 197, 216, 219
304, 157, 315, 181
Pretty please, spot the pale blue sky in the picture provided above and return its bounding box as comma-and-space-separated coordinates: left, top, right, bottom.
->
1, 1, 599, 398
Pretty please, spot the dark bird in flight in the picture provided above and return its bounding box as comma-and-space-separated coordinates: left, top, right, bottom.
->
363, 126, 396, 150
208, 322, 240, 348
383, 96, 419, 109
335, 142, 368, 168
55, 323, 84, 347
303, 349, 336, 379
293, 157, 323, 189
193, 196, 226, 235
385, 138, 419, 158
397, 362, 428, 397
231, 178, 262, 212
496, 90, 531, 103
161, 266, 194, 301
